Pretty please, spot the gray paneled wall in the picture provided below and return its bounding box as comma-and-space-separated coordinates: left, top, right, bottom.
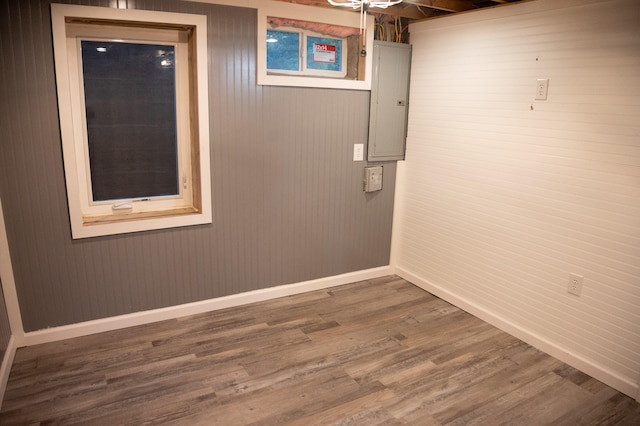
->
0, 0, 395, 331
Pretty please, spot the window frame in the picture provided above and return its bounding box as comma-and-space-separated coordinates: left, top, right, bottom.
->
256, 2, 373, 90
266, 27, 348, 78
51, 4, 211, 239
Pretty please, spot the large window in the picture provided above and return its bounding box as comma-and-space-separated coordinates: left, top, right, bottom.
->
81, 40, 181, 202
51, 5, 211, 239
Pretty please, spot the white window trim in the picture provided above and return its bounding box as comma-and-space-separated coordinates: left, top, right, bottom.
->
51, 4, 211, 239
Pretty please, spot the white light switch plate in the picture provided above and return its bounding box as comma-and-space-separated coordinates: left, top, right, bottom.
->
353, 144, 364, 161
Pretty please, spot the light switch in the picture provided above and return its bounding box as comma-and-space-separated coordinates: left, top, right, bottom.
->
353, 144, 364, 162
364, 166, 383, 192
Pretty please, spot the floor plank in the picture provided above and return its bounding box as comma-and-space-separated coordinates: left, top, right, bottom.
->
1, 275, 638, 425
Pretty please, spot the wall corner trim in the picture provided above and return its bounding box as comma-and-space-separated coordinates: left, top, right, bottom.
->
0, 335, 17, 411
0, 199, 25, 341
17, 266, 392, 348
395, 267, 640, 401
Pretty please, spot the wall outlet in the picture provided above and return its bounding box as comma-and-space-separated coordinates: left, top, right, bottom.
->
535, 78, 549, 100
364, 166, 383, 192
567, 273, 583, 296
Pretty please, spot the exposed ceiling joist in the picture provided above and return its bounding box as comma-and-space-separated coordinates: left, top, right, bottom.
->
272, 0, 428, 20
377, 4, 439, 20
275, 0, 526, 23
402, 0, 474, 13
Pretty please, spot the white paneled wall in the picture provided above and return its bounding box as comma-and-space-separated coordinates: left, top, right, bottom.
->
394, 0, 640, 398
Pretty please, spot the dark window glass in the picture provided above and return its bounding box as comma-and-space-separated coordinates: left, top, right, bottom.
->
81, 41, 179, 202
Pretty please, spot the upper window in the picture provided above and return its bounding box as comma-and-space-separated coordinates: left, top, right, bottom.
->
266, 28, 348, 78
257, 6, 374, 90
51, 4, 211, 239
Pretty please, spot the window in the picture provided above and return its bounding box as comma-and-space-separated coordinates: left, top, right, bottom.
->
306, 35, 345, 76
266, 28, 347, 78
257, 5, 374, 90
51, 4, 211, 239
267, 30, 301, 72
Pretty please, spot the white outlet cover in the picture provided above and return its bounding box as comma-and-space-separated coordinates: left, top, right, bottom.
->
536, 78, 549, 100
567, 273, 583, 296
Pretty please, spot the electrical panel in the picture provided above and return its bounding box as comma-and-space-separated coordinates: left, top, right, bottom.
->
367, 41, 412, 161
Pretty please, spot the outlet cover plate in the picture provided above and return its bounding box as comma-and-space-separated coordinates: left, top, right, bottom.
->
536, 78, 549, 100
568, 273, 584, 296
364, 166, 383, 192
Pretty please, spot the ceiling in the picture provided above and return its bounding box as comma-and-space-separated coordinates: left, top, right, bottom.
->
275, 0, 527, 22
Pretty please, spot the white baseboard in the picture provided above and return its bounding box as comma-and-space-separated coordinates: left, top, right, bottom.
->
18, 266, 392, 348
396, 267, 639, 401
0, 335, 17, 411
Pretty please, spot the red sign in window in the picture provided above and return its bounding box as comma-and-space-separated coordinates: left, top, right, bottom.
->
313, 43, 336, 63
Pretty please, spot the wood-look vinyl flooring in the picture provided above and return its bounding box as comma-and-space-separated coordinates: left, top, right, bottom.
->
1, 275, 638, 425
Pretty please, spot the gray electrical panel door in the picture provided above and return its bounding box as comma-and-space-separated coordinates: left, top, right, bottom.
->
367, 41, 412, 161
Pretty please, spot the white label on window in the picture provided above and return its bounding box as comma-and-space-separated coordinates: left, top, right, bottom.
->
313, 43, 336, 63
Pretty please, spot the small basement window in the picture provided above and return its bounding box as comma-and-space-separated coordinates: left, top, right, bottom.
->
266, 28, 348, 78
257, 7, 373, 90
51, 4, 211, 239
